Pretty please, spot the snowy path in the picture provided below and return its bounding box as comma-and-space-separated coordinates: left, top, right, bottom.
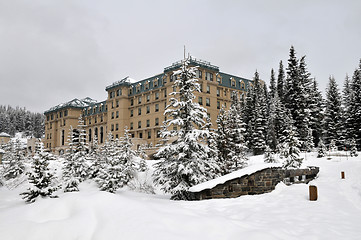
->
0, 156, 361, 240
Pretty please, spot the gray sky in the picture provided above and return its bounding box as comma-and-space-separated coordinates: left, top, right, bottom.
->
1, 0, 360, 113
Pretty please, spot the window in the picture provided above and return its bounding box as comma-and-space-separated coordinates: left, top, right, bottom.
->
241, 81, 245, 89
111, 124, 114, 131
170, 74, 176, 82
155, 104, 159, 112
199, 83, 203, 92
131, 99, 134, 106
138, 108, 142, 115
146, 105, 150, 114
146, 94, 150, 102
206, 85, 210, 94
116, 111, 119, 118
155, 92, 159, 100
63, 119, 66, 126
59, 112, 62, 118
111, 112, 114, 119
196, 70, 202, 79
111, 101, 114, 109
224, 90, 227, 97
138, 96, 142, 104
146, 119, 150, 127
206, 98, 210, 106
116, 100, 119, 107
138, 121, 141, 128
116, 124, 119, 131
130, 109, 133, 117
116, 134, 119, 139
136, 85, 140, 93
129, 88, 133, 95
130, 122, 133, 130
198, 96, 203, 105
231, 79, 236, 87
89, 129, 92, 142
217, 101, 220, 109
164, 88, 167, 97
51, 114, 53, 120
155, 118, 159, 126
217, 76, 221, 83
145, 82, 149, 90
89, 118, 91, 124
157, 130, 161, 138
154, 79, 159, 87
131, 133, 135, 138
94, 117, 97, 124
206, 72, 213, 81
101, 116, 103, 122
117, 89, 122, 96
62, 130, 65, 146
47, 115, 49, 121
148, 131, 151, 139
217, 88, 220, 97
139, 132, 143, 138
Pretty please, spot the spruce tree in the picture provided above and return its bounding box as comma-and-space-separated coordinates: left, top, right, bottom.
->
349, 138, 358, 157
309, 79, 324, 146
63, 116, 90, 192
21, 143, 57, 203
153, 56, 218, 199
2, 139, 25, 180
323, 76, 343, 146
317, 139, 327, 158
277, 60, 285, 102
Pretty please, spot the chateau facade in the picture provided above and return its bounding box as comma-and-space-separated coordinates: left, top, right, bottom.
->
44, 57, 253, 154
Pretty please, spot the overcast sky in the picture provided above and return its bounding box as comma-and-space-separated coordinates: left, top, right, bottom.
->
1, 0, 360, 113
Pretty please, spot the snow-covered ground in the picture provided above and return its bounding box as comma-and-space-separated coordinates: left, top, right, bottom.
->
1, 153, 361, 240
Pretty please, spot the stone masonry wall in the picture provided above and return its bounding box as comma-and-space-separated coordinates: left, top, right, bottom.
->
187, 167, 319, 201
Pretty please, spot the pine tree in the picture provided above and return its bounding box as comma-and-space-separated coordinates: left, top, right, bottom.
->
215, 107, 228, 174
249, 71, 267, 155
279, 117, 303, 169
304, 129, 314, 152
342, 74, 353, 140
2, 139, 25, 180
224, 92, 248, 172
308, 79, 324, 146
264, 145, 276, 163
153, 57, 219, 199
323, 76, 343, 146
347, 60, 361, 149
269, 68, 277, 99
317, 139, 327, 158
349, 138, 358, 157
20, 143, 57, 203
277, 60, 285, 102
63, 116, 90, 192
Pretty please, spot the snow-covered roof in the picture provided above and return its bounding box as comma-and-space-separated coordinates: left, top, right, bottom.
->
0, 132, 10, 137
44, 97, 98, 114
105, 76, 136, 91
189, 163, 282, 192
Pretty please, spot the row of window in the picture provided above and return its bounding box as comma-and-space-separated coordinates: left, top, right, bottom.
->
130, 90, 165, 106
130, 117, 161, 130
129, 129, 161, 139
84, 105, 107, 115
109, 89, 122, 99
130, 102, 164, 117
88, 115, 104, 124
46, 110, 68, 121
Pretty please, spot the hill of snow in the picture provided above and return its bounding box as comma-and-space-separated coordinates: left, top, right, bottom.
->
0, 153, 361, 240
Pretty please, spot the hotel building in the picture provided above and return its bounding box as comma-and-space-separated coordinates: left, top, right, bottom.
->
44, 57, 253, 154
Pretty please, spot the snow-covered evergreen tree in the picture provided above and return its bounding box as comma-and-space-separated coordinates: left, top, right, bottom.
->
277, 60, 285, 102
264, 145, 276, 163
329, 139, 337, 152
349, 138, 358, 157
20, 142, 57, 203
317, 139, 327, 158
323, 76, 344, 146
224, 92, 248, 172
308, 79, 324, 146
347, 60, 361, 149
96, 128, 137, 193
215, 107, 228, 173
279, 117, 303, 169
2, 139, 25, 180
153, 56, 219, 199
63, 116, 90, 192
304, 129, 314, 152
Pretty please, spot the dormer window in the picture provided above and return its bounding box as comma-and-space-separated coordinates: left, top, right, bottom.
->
154, 78, 159, 87
231, 78, 236, 87
205, 72, 213, 81
240, 81, 245, 89
136, 84, 141, 93
145, 82, 149, 90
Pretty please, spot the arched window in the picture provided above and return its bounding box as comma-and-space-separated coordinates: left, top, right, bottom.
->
89, 129, 92, 143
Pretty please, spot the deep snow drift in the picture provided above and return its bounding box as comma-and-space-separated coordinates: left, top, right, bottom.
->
1, 153, 361, 240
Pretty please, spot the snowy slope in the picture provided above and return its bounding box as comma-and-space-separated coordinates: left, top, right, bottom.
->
1, 153, 361, 240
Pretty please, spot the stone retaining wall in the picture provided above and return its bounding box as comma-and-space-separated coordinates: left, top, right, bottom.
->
187, 166, 319, 200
